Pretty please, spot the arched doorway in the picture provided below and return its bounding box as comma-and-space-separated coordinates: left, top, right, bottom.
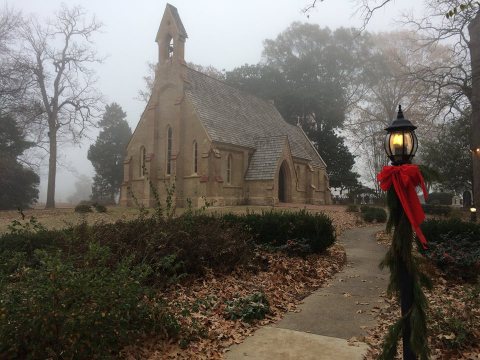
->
278, 161, 290, 203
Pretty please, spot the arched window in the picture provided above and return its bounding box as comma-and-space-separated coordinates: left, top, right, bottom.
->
167, 37, 174, 58
227, 154, 232, 184
193, 140, 198, 174
140, 146, 146, 177
166, 126, 173, 175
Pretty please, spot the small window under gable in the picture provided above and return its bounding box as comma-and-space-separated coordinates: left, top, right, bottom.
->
167, 126, 173, 175
193, 140, 198, 174
227, 154, 232, 184
140, 146, 146, 177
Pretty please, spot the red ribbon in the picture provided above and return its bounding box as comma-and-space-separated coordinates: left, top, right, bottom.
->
377, 164, 428, 249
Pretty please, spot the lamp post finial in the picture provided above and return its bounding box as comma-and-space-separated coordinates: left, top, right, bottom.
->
398, 105, 404, 118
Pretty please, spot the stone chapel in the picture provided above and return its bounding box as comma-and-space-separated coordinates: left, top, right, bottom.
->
120, 4, 332, 207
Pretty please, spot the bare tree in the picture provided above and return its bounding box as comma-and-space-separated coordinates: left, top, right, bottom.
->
347, 31, 452, 189
18, 5, 103, 208
308, 0, 480, 207
0, 6, 30, 113
401, 0, 479, 206
136, 61, 156, 103
401, 0, 473, 116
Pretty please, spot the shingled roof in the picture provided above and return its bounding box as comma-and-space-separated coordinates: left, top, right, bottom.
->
184, 67, 326, 178
245, 136, 288, 180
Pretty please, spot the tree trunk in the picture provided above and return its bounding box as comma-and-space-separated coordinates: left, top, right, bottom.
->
45, 127, 57, 209
469, 11, 480, 210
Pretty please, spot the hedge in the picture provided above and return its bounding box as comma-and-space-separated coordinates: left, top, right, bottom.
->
420, 219, 480, 281
220, 209, 336, 253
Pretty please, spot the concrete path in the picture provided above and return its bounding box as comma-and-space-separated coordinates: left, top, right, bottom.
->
226, 226, 387, 360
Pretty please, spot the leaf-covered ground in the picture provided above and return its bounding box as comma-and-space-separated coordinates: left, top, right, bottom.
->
123, 245, 346, 359
366, 232, 480, 360
0, 204, 365, 359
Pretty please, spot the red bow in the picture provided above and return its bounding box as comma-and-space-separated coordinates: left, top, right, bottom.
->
377, 164, 428, 249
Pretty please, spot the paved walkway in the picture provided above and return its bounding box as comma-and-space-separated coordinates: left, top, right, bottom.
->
226, 226, 387, 360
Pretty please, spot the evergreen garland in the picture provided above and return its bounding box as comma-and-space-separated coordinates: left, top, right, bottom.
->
379, 187, 431, 360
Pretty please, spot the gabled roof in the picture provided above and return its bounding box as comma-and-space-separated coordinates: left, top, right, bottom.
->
166, 4, 187, 37
245, 136, 287, 180
184, 67, 326, 169
156, 4, 188, 42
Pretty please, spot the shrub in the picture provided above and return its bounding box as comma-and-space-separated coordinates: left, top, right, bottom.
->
0, 244, 178, 359
423, 233, 480, 281
74, 204, 92, 213
220, 210, 336, 254
422, 204, 452, 217
375, 208, 388, 223
224, 292, 270, 323
360, 205, 372, 213
1, 215, 254, 286
427, 192, 454, 206
363, 210, 375, 223
71, 215, 254, 285
361, 207, 387, 223
91, 197, 116, 206
93, 203, 107, 213
421, 219, 480, 243
0, 227, 70, 269
420, 219, 480, 281
277, 238, 312, 258
346, 205, 358, 213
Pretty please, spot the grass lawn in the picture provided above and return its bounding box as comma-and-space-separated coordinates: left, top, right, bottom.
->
0, 204, 361, 235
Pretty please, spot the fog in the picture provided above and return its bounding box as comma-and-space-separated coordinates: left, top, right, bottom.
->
11, 0, 422, 203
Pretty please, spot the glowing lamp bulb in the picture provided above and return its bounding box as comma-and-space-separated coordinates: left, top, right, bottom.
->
391, 133, 404, 155
392, 133, 403, 146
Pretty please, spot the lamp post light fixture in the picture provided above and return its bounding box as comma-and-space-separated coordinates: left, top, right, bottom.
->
385, 105, 418, 165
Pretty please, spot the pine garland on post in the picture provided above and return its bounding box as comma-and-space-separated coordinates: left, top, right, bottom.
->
379, 187, 431, 360
378, 105, 431, 359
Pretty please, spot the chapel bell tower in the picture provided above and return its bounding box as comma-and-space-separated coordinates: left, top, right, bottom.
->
156, 4, 188, 65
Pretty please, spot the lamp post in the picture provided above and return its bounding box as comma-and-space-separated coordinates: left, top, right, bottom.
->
384, 105, 419, 360
471, 207, 477, 223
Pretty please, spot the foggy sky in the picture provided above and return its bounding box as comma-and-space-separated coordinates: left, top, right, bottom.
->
10, 0, 422, 203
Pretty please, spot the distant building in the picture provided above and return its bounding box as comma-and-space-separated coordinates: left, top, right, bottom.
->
120, 4, 331, 207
